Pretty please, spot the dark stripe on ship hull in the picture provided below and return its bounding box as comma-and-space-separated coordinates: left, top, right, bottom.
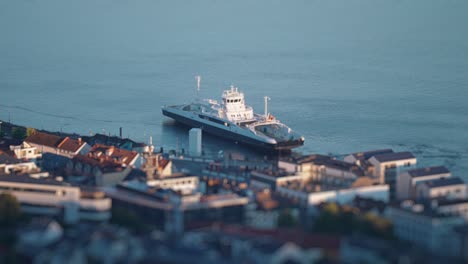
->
162, 109, 303, 151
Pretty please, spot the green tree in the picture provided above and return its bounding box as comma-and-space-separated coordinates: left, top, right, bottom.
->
11, 127, 26, 140
0, 192, 21, 227
26, 127, 36, 137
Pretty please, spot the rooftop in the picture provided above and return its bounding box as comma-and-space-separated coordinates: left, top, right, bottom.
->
57, 137, 86, 152
0, 174, 70, 187
407, 166, 450, 178
88, 144, 138, 166
422, 177, 465, 188
351, 149, 394, 161
25, 132, 63, 148
280, 154, 331, 165
25, 132, 86, 152
372, 151, 415, 163
251, 169, 294, 178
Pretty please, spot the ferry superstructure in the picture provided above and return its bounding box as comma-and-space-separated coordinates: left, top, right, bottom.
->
162, 81, 304, 151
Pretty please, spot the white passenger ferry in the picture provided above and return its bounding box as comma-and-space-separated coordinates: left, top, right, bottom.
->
162, 79, 304, 151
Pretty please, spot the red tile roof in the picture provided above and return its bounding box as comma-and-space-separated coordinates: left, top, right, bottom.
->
88, 144, 138, 166
25, 132, 62, 148
57, 137, 86, 152
25, 132, 86, 153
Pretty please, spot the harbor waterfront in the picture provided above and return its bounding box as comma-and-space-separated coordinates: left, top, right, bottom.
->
1, 0, 467, 177
1, 1, 468, 262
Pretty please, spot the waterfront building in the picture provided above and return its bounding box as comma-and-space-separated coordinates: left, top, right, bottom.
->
82, 133, 149, 153
278, 154, 365, 184
250, 167, 388, 206
344, 149, 394, 167
368, 151, 417, 200
396, 166, 451, 200
25, 132, 91, 158
414, 177, 466, 200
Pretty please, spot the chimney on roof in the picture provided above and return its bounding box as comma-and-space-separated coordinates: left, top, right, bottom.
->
78, 138, 82, 144
119, 127, 122, 139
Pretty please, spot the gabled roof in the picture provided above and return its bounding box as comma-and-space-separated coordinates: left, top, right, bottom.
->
88, 144, 138, 166
423, 177, 465, 188
25, 132, 63, 148
57, 137, 86, 152
25, 132, 86, 153
72, 154, 124, 173
407, 166, 450, 178
371, 151, 415, 163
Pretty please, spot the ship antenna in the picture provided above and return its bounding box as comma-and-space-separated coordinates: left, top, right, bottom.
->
264, 96, 271, 118
195, 75, 201, 99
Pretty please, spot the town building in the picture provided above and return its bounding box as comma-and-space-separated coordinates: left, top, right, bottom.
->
141, 152, 172, 180
0, 175, 111, 223
386, 200, 465, 257
250, 167, 388, 206
105, 180, 248, 234
0, 175, 80, 223
0, 150, 39, 175
435, 199, 468, 221
66, 144, 139, 187
396, 166, 451, 200
25, 132, 91, 158
414, 177, 466, 200
9, 141, 42, 160
279, 154, 365, 185
368, 151, 417, 200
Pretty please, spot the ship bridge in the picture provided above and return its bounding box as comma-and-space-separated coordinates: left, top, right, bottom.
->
221, 86, 254, 122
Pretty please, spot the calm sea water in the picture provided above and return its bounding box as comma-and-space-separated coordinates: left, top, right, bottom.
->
1, 0, 467, 176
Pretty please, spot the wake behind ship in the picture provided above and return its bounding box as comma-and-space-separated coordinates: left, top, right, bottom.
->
162, 83, 305, 151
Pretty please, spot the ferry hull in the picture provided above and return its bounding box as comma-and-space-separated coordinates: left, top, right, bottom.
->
162, 108, 303, 151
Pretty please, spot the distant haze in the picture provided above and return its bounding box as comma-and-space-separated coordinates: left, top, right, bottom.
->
1, 0, 467, 176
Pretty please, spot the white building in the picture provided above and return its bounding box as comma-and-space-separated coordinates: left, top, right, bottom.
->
147, 174, 199, 195
10, 142, 42, 160
0, 151, 39, 175
415, 177, 466, 200
276, 184, 389, 206
25, 132, 91, 159
386, 200, 465, 257
0, 175, 111, 223
368, 152, 416, 200
250, 169, 304, 191
396, 166, 451, 200
436, 199, 468, 221
278, 154, 364, 183
344, 149, 394, 167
